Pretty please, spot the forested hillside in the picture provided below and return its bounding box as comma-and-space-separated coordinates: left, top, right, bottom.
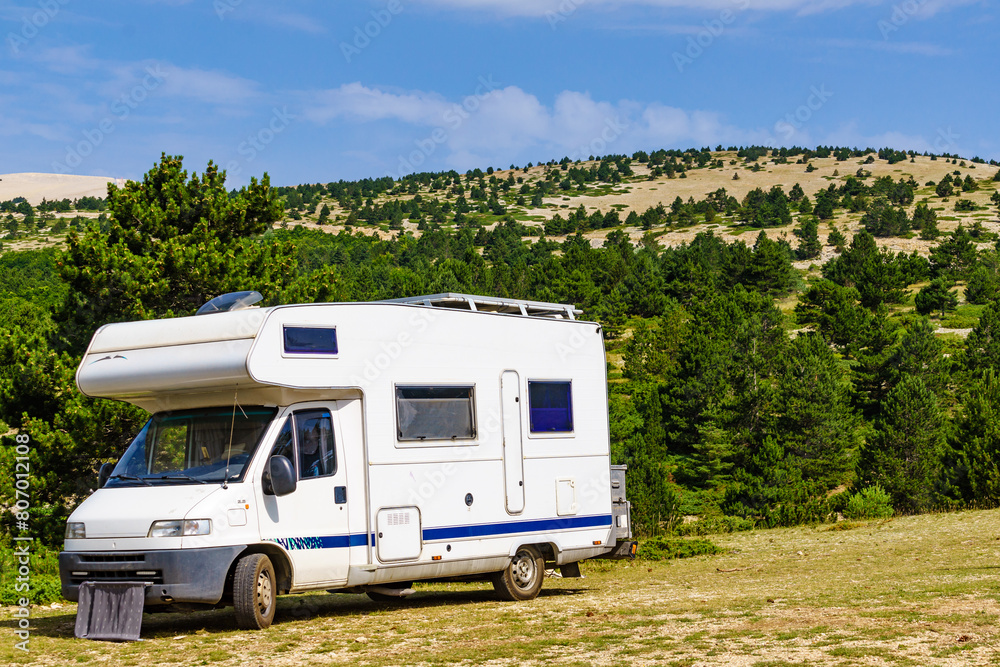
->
3, 147, 1000, 544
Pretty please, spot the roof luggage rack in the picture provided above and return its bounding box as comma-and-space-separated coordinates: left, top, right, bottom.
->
380, 293, 583, 320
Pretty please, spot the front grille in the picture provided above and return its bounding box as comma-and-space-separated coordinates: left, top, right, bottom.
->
70, 570, 163, 585
79, 554, 146, 564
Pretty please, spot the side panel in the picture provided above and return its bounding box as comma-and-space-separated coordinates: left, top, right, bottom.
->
500, 371, 525, 514
247, 304, 614, 583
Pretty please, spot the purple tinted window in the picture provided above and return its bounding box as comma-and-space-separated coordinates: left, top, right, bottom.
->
283, 326, 338, 355
528, 381, 573, 433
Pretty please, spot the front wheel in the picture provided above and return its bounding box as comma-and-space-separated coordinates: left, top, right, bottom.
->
233, 553, 277, 629
491, 545, 544, 601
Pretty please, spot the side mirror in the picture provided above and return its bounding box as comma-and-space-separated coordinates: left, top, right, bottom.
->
265, 455, 297, 497
98, 462, 115, 488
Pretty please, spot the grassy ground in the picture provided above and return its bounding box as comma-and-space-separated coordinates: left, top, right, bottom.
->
4, 508, 1000, 665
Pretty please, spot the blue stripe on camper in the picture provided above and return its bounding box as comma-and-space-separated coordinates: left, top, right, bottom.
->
423, 514, 612, 542
270, 533, 368, 551
271, 514, 612, 551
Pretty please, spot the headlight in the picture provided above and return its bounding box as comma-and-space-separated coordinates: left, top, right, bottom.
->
147, 519, 212, 538
65, 522, 86, 539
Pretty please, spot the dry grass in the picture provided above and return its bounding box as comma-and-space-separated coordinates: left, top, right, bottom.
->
5, 508, 1000, 665
298, 152, 1000, 260
0, 173, 120, 206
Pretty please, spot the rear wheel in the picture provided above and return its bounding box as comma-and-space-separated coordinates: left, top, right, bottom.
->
491, 545, 544, 601
233, 553, 277, 629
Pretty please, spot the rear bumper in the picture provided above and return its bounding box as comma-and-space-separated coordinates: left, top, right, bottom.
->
60, 545, 246, 606
595, 540, 638, 560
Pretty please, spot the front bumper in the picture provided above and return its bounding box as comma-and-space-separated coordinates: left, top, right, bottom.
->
59, 545, 246, 606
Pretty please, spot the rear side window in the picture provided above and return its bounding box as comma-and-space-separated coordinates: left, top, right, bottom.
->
396, 386, 476, 441
283, 326, 338, 355
528, 381, 574, 433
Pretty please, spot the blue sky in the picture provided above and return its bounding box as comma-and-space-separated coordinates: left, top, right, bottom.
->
0, 0, 996, 187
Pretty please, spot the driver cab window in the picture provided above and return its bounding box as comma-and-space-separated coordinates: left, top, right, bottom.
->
270, 409, 336, 480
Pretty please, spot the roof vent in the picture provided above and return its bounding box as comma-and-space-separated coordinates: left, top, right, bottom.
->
195, 291, 263, 316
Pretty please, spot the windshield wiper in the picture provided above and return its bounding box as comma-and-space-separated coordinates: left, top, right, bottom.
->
157, 473, 208, 484
108, 473, 153, 486
203, 472, 241, 484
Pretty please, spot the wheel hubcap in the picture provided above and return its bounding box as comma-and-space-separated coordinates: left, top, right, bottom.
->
512, 553, 536, 588
257, 571, 273, 613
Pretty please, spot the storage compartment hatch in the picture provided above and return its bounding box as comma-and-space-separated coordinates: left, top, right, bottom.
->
376, 507, 422, 562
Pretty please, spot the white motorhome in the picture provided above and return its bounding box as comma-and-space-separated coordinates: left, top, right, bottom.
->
60, 293, 634, 629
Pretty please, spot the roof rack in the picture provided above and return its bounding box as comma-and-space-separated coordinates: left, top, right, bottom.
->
380, 293, 583, 321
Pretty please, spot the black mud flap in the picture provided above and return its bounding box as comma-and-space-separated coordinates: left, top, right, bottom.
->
74, 582, 149, 641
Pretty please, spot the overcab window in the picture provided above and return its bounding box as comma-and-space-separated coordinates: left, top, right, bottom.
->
528, 381, 574, 433
396, 386, 476, 441
283, 326, 338, 355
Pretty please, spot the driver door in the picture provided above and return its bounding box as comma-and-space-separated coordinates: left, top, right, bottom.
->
256, 402, 352, 587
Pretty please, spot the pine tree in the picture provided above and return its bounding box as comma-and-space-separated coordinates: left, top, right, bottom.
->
929, 225, 977, 280
953, 370, 1000, 505
887, 317, 950, 399
856, 375, 946, 513
966, 264, 998, 305
746, 231, 792, 294
914, 278, 958, 318
912, 202, 939, 240
850, 306, 900, 419
59, 153, 288, 352
964, 300, 1000, 378
862, 197, 910, 237
827, 225, 847, 252
794, 216, 821, 260
823, 231, 908, 309
772, 333, 859, 486
936, 177, 954, 197
794, 280, 870, 348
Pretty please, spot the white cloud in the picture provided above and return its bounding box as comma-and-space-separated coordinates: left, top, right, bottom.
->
303, 83, 450, 125
0, 114, 67, 141
407, 0, 969, 18
300, 81, 989, 176
267, 11, 326, 33
300, 82, 778, 174
31, 45, 103, 74
822, 38, 953, 56
157, 66, 260, 105
220, 5, 326, 34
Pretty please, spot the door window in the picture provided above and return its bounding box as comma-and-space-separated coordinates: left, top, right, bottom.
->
295, 410, 336, 479
268, 409, 337, 480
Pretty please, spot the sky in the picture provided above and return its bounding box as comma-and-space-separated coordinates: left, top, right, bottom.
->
0, 0, 996, 188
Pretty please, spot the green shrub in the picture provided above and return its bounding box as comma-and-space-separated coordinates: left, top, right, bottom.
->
638, 536, 723, 561
844, 484, 894, 520
674, 514, 755, 536
0, 543, 64, 605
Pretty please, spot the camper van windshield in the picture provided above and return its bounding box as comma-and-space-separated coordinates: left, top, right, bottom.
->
106, 407, 278, 487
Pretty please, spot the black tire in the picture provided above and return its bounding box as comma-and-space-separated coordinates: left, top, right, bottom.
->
367, 582, 413, 603
491, 545, 544, 601
233, 553, 277, 630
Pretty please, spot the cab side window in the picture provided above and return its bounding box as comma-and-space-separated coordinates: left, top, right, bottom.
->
271, 418, 295, 462
268, 410, 336, 480
294, 410, 336, 479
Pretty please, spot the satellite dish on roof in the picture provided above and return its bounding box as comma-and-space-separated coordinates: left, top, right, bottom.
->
195, 291, 263, 316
